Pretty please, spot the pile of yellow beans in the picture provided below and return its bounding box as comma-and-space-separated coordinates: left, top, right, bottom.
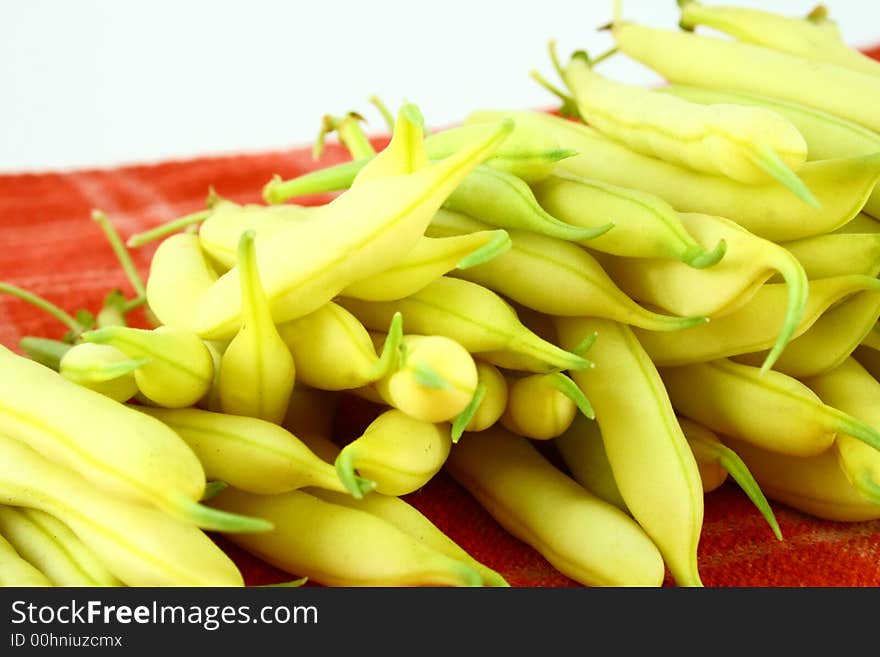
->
3, 1, 880, 588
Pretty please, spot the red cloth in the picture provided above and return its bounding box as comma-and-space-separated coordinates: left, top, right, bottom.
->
4, 95, 880, 589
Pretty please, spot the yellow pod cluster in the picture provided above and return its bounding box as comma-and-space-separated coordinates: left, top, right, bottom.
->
10, 9, 880, 590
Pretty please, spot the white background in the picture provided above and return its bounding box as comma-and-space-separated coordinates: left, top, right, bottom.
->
3, 0, 880, 173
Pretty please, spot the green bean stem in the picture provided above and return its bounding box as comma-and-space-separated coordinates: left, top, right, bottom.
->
0, 282, 85, 338
456, 230, 513, 269
364, 311, 404, 382
369, 95, 396, 132
91, 210, 147, 299
126, 209, 213, 248
451, 382, 487, 443
19, 337, 72, 371
548, 372, 595, 420
691, 436, 783, 540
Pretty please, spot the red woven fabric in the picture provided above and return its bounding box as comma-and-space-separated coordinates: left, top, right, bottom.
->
4, 98, 880, 589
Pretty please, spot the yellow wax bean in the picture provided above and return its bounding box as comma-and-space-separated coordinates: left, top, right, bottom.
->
446, 425, 666, 587
278, 303, 401, 392
284, 385, 508, 587
460, 360, 508, 433
423, 119, 576, 183
660, 86, 880, 219
554, 414, 718, 504
0, 345, 268, 533
197, 338, 226, 412
595, 211, 808, 372
210, 487, 482, 587
733, 285, 880, 379
81, 325, 214, 409
198, 200, 511, 301
19, 336, 71, 372
352, 103, 427, 184
0, 506, 122, 586
58, 342, 145, 403
611, 21, 880, 135
218, 230, 296, 424
0, 533, 52, 587
554, 316, 704, 587
262, 115, 574, 203
636, 274, 880, 367
335, 409, 452, 497
802, 358, 880, 508
198, 199, 315, 270
678, 0, 880, 79
554, 413, 629, 512
340, 227, 512, 302
660, 359, 880, 458
532, 171, 727, 267
307, 488, 508, 587
145, 232, 219, 331
679, 418, 782, 540
426, 210, 707, 332
189, 114, 513, 340
0, 434, 245, 586
678, 420, 727, 494
132, 405, 371, 498
369, 333, 479, 425
722, 435, 880, 522
499, 371, 593, 441
338, 276, 591, 374
467, 109, 880, 242
555, 413, 779, 538
438, 164, 614, 243
777, 232, 880, 280
559, 52, 813, 202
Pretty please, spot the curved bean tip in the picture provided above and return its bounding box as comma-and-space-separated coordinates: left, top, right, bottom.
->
238, 228, 257, 248
714, 441, 783, 541
400, 103, 425, 129
185, 496, 274, 533
498, 117, 516, 137
451, 382, 487, 443
79, 326, 117, 345
258, 577, 309, 588
456, 230, 512, 270
261, 175, 285, 205
806, 4, 828, 21
367, 312, 404, 382
571, 49, 591, 66
205, 186, 223, 209
529, 69, 580, 118
550, 372, 595, 419
355, 476, 378, 498
334, 447, 365, 499
567, 351, 595, 371
684, 238, 727, 269
549, 148, 579, 162
19, 336, 72, 371
201, 480, 228, 501
572, 331, 599, 357
750, 142, 820, 209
